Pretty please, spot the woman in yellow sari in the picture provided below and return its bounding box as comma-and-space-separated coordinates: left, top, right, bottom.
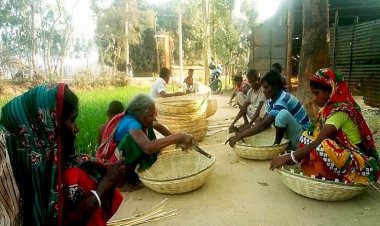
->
270, 68, 379, 185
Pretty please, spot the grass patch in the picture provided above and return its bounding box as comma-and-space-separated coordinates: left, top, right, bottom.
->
75, 86, 150, 154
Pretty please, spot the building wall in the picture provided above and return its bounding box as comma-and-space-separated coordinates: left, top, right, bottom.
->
330, 19, 380, 107
252, 26, 287, 76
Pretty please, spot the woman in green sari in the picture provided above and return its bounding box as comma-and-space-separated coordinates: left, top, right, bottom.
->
0, 83, 126, 225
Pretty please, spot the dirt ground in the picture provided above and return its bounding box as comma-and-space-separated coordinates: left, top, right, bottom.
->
111, 93, 380, 226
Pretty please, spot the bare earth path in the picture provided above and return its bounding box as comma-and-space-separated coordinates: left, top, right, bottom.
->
111, 94, 380, 226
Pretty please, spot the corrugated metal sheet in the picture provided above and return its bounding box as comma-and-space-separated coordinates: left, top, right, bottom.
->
252, 26, 287, 74
330, 19, 380, 108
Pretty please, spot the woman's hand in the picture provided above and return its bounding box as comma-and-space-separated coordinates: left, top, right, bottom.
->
269, 154, 292, 171
178, 133, 196, 151
225, 135, 241, 147
97, 158, 126, 198
228, 125, 239, 133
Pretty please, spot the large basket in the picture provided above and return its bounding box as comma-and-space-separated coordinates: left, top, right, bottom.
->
136, 150, 216, 194
156, 112, 208, 141
206, 98, 218, 118
156, 112, 206, 127
233, 129, 289, 160
156, 94, 207, 115
277, 165, 368, 201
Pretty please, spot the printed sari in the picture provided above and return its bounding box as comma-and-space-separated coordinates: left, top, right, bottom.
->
0, 83, 122, 225
300, 69, 380, 185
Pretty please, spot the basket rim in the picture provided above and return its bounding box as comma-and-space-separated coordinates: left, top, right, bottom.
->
276, 165, 368, 188
235, 139, 289, 149
136, 153, 216, 183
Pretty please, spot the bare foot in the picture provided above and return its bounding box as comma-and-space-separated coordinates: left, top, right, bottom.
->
118, 182, 144, 192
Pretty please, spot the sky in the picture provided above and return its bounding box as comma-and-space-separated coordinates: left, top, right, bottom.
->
233, 0, 283, 22
64, 0, 95, 41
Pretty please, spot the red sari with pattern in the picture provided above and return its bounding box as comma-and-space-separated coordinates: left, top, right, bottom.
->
300, 68, 380, 185
63, 156, 123, 226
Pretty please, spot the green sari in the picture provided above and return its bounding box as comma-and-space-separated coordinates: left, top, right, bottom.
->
1, 83, 65, 225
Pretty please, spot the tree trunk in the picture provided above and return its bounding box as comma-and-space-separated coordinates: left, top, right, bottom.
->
297, 0, 329, 119
248, 30, 254, 69
286, 0, 294, 92
203, 0, 211, 84
30, 2, 36, 78
125, 0, 129, 75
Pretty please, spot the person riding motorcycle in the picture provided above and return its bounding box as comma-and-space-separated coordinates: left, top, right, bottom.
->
208, 63, 223, 93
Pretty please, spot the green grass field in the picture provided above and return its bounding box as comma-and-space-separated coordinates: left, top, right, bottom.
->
75, 86, 150, 154
0, 86, 150, 155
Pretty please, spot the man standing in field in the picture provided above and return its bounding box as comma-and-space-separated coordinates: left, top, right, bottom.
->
150, 67, 185, 98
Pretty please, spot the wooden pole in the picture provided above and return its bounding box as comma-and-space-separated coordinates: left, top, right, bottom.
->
286, 0, 294, 92
125, 0, 129, 75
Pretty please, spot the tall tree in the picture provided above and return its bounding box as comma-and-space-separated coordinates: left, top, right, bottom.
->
297, 0, 329, 118
91, 0, 155, 73
240, 0, 258, 69
0, 0, 73, 79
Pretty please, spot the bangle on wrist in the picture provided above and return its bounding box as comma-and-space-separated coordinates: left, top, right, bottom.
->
290, 151, 298, 163
90, 190, 102, 208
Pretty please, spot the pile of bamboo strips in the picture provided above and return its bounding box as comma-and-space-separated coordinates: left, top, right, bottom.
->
107, 198, 178, 226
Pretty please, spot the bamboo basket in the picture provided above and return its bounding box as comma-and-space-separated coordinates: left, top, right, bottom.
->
233, 129, 289, 160
277, 165, 368, 201
156, 113, 206, 127
206, 98, 218, 118
156, 94, 208, 115
136, 150, 216, 194
156, 112, 208, 141
168, 125, 207, 141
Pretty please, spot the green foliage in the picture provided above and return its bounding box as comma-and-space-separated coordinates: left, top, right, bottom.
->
130, 28, 156, 72
91, 0, 155, 71
74, 86, 150, 154
0, 0, 73, 77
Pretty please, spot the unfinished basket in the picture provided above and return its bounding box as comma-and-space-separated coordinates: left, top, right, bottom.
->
277, 165, 368, 201
155, 94, 207, 115
233, 129, 289, 160
206, 98, 218, 118
156, 112, 208, 141
136, 150, 216, 194
156, 112, 206, 127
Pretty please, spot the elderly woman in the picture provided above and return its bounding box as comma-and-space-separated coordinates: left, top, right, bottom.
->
98, 94, 195, 185
0, 84, 126, 225
270, 68, 380, 185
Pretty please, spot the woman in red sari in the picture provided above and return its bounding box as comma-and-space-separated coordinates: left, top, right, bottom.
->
0, 83, 126, 225
270, 68, 380, 185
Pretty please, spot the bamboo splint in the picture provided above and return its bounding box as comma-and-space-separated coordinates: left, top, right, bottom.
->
107, 198, 178, 226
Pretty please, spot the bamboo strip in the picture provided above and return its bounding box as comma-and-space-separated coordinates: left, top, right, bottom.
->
107, 198, 178, 226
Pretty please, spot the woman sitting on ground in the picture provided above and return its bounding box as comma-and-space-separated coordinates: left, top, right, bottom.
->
226, 70, 310, 151
97, 94, 195, 185
0, 84, 126, 225
270, 68, 380, 185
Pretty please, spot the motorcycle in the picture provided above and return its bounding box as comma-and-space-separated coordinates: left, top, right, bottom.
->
208, 70, 222, 94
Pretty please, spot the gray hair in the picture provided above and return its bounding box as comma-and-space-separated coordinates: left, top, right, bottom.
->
126, 94, 155, 117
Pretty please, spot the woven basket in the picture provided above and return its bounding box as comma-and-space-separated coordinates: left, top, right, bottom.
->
233, 129, 289, 160
156, 94, 207, 115
277, 165, 368, 201
206, 98, 218, 118
157, 112, 208, 141
167, 125, 207, 141
156, 113, 206, 127
136, 150, 216, 194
